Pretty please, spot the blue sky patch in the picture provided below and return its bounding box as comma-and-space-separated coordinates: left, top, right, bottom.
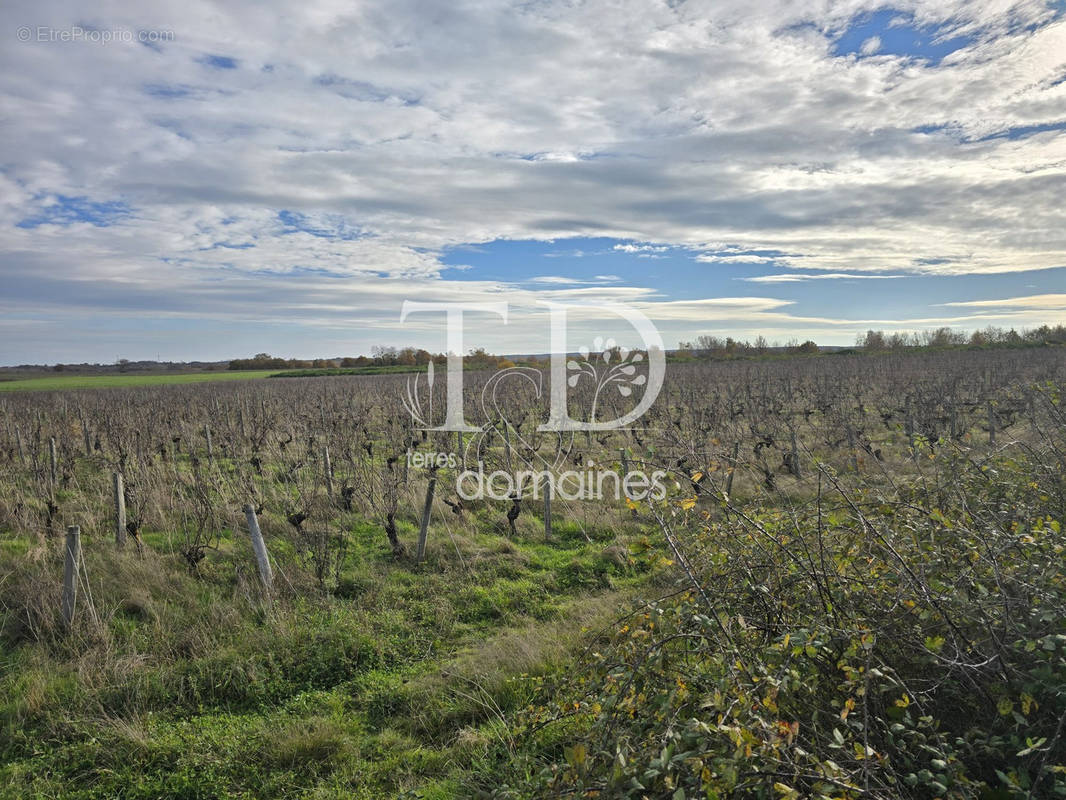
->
439, 237, 1066, 329
198, 54, 239, 70
276, 210, 367, 240
978, 120, 1066, 141
832, 9, 972, 64
314, 74, 419, 105
17, 195, 131, 229
143, 83, 195, 99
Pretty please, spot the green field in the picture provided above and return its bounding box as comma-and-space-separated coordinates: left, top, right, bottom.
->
0, 370, 280, 392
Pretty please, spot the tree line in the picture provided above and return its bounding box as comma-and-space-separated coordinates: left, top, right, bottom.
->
228, 347, 510, 371
856, 323, 1066, 350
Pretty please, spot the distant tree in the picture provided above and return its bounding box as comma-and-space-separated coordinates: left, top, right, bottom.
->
887, 332, 912, 349
789, 340, 819, 354
919, 327, 966, 348
858, 330, 886, 350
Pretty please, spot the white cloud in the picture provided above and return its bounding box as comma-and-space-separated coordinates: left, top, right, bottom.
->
696, 254, 780, 264
941, 293, 1066, 308
614, 243, 671, 253
741, 272, 907, 282
526, 276, 586, 284
2, 0, 1066, 360
860, 36, 882, 55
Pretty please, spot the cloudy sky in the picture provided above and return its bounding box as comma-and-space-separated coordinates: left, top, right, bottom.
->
2, 0, 1065, 364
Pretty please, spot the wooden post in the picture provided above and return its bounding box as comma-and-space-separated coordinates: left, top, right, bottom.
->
243, 504, 273, 591
501, 419, 513, 474
416, 474, 437, 563
846, 427, 859, 473
15, 425, 25, 465
204, 424, 213, 461
620, 448, 636, 516
82, 419, 92, 457
238, 406, 247, 439
456, 431, 464, 471
113, 472, 127, 546
62, 525, 81, 628
988, 401, 996, 446
725, 441, 740, 496
322, 446, 334, 497
790, 430, 802, 479
48, 436, 57, 487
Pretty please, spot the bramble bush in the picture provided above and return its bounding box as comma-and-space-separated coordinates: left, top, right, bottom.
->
485, 389, 1066, 799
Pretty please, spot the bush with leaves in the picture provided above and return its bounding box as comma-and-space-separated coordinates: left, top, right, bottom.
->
483, 389, 1066, 799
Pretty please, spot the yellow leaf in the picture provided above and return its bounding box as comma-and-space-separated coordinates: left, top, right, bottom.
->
1022, 693, 1037, 715
565, 742, 587, 768
840, 697, 856, 720
680, 497, 697, 510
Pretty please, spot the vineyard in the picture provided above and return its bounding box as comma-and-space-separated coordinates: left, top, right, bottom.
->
1, 347, 1065, 798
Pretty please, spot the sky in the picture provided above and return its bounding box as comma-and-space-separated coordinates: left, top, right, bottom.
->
1, 0, 1065, 364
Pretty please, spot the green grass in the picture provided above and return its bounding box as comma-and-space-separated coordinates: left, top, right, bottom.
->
0, 370, 281, 392
269, 365, 427, 378
0, 492, 667, 799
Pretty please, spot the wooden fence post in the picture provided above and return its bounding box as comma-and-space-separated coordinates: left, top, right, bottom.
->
243, 504, 273, 591
113, 472, 127, 546
501, 420, 513, 474
323, 445, 334, 497
82, 419, 92, 457
15, 425, 25, 465
988, 401, 996, 446
416, 473, 437, 563
62, 525, 81, 628
790, 430, 802, 479
204, 424, 213, 462
48, 436, 58, 487
620, 448, 637, 516
725, 441, 740, 496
